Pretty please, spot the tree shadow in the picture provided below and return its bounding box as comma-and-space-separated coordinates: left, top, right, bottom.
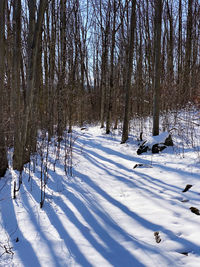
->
2, 129, 199, 266
73, 169, 200, 256
22, 173, 94, 267
44, 169, 147, 266
46, 168, 183, 267
79, 145, 183, 204
0, 178, 41, 266
19, 181, 70, 267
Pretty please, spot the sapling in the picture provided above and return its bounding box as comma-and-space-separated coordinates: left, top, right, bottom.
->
38, 134, 47, 208
13, 171, 22, 199
53, 138, 60, 172
28, 161, 31, 182
64, 131, 68, 175
44, 137, 50, 184
68, 132, 73, 177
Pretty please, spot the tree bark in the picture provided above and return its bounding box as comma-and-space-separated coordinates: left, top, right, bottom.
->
177, 0, 182, 90
100, 26, 109, 128
121, 0, 136, 143
12, 0, 23, 170
152, 0, 163, 136
13, 0, 48, 171
182, 0, 193, 103
0, 0, 8, 177
57, 0, 67, 139
106, 0, 117, 134
166, 0, 174, 81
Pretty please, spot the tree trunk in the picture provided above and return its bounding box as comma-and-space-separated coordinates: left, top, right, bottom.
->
13, 0, 48, 171
121, 0, 136, 143
12, 0, 23, 171
106, 0, 117, 134
152, 0, 163, 136
100, 27, 109, 128
182, 0, 193, 103
0, 0, 8, 177
57, 0, 67, 139
177, 0, 182, 87
166, 0, 174, 82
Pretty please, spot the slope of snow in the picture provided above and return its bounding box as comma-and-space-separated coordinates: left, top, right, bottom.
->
142, 131, 170, 147
0, 122, 200, 267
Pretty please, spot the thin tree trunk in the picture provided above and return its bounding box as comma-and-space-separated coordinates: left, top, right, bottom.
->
182, 0, 193, 102
152, 0, 163, 136
177, 0, 182, 86
121, 0, 136, 143
166, 0, 174, 82
106, 0, 117, 134
57, 0, 67, 139
100, 29, 109, 128
12, 0, 23, 171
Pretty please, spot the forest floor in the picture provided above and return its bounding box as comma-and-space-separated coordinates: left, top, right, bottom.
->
1, 113, 200, 267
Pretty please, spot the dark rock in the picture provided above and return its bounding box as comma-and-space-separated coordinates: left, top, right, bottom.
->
190, 207, 200, 215
164, 134, 173, 146
137, 145, 148, 155
181, 199, 189, 203
182, 184, 193, 193
137, 132, 173, 155
133, 163, 144, 169
179, 252, 189, 256
152, 144, 167, 154
152, 144, 159, 154
154, 231, 161, 243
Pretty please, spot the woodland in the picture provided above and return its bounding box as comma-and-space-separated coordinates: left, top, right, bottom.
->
1, 1, 200, 266
0, 1, 199, 186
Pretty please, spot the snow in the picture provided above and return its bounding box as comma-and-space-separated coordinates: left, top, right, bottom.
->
143, 131, 170, 148
1, 118, 200, 267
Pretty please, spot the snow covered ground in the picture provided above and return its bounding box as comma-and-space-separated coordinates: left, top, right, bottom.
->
1, 116, 200, 266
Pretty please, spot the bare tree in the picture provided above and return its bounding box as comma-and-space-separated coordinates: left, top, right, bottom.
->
121, 0, 136, 143
100, 0, 110, 128
166, 0, 174, 82
106, 0, 120, 134
152, 0, 163, 136
12, 0, 22, 171
0, 0, 8, 177
13, 0, 48, 171
182, 0, 193, 102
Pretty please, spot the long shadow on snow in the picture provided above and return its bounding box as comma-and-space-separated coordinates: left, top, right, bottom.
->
52, 190, 146, 266
20, 181, 68, 267
81, 140, 200, 199
77, 137, 151, 170
45, 169, 146, 266
79, 140, 196, 193
152, 161, 200, 183
67, 181, 181, 266
83, 152, 194, 218
81, 146, 141, 174
62, 133, 198, 219
0, 183, 41, 266
79, 136, 200, 188
74, 170, 200, 255
56, 192, 149, 267
81, 149, 184, 205
133, 169, 199, 199
23, 175, 93, 267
